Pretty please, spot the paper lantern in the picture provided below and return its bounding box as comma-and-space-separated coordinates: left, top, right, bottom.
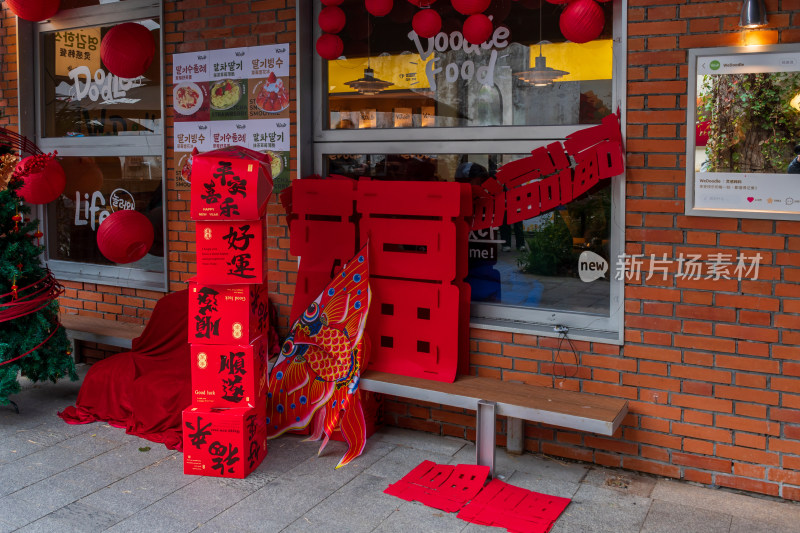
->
96, 209, 154, 264
462, 14, 493, 45
560, 0, 604, 43
16, 157, 66, 205
366, 0, 394, 17
319, 6, 346, 34
452, 0, 491, 15
100, 22, 156, 79
412, 9, 442, 38
316, 33, 344, 60
408, 0, 437, 6
5, 0, 60, 22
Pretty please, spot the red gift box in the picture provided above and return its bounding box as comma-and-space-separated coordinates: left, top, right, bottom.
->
191, 337, 268, 409
191, 146, 273, 221
195, 219, 268, 284
188, 278, 270, 345
182, 405, 267, 479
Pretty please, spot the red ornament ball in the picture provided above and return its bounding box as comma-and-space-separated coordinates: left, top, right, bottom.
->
5, 0, 60, 22
318, 6, 346, 34
316, 33, 344, 60
100, 22, 156, 79
96, 209, 154, 264
462, 14, 493, 45
408, 0, 437, 6
366, 0, 394, 17
16, 157, 66, 205
452, 0, 491, 15
412, 9, 442, 38
560, 0, 605, 43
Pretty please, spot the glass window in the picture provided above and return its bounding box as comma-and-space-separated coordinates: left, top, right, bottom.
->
30, 1, 166, 290
307, 0, 624, 341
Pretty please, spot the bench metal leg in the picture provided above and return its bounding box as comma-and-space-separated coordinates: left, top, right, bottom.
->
507, 417, 524, 455
476, 399, 496, 478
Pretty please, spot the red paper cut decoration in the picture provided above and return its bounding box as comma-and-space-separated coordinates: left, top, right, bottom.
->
412, 8, 442, 38
100, 22, 156, 79
266, 244, 371, 469
559, 0, 605, 44
15, 155, 66, 205
451, 0, 491, 15
5, 0, 60, 22
96, 209, 155, 264
366, 0, 394, 17
462, 14, 493, 45
316, 33, 344, 60
385, 460, 490, 513
318, 5, 346, 33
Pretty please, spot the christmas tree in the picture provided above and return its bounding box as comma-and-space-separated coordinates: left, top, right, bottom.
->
0, 144, 77, 407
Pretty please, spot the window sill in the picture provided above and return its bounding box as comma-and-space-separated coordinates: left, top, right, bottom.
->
470, 317, 623, 346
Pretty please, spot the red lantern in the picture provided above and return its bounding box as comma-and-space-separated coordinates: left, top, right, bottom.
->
319, 6, 346, 34
412, 9, 442, 38
96, 209, 154, 264
452, 0, 491, 15
559, 0, 604, 44
100, 22, 156, 79
5, 0, 60, 22
16, 157, 66, 205
462, 14, 493, 45
408, 0, 437, 6
366, 0, 394, 17
316, 33, 344, 60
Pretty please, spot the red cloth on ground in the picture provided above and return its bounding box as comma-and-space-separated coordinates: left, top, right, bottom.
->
58, 290, 191, 451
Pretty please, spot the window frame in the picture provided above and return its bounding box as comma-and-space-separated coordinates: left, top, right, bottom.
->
21, 0, 167, 291
299, 2, 627, 344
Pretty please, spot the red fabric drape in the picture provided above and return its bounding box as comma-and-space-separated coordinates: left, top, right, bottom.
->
58, 290, 191, 450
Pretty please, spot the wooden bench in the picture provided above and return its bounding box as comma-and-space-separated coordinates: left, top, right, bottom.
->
59, 314, 144, 361
359, 370, 628, 476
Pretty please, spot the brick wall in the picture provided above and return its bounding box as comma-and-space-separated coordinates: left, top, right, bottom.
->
3, 0, 800, 501
0, 8, 16, 131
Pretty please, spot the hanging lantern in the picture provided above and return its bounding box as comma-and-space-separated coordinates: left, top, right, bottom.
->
408, 0, 437, 6
15, 156, 66, 205
96, 209, 154, 264
100, 22, 156, 79
5, 0, 60, 22
452, 0, 491, 15
319, 6, 347, 34
316, 33, 344, 60
412, 9, 442, 38
60, 157, 104, 200
366, 0, 394, 17
462, 14, 493, 45
559, 0, 604, 43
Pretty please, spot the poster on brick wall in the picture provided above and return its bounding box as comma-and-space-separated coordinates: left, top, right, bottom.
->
172, 44, 290, 194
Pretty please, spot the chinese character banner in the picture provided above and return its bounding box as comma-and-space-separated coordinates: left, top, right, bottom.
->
173, 44, 291, 192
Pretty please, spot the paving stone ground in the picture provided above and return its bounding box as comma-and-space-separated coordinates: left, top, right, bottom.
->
2, 365, 800, 532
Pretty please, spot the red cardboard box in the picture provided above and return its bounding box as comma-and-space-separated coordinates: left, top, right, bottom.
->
191, 146, 273, 221
191, 337, 268, 409
195, 218, 268, 284
182, 405, 267, 479
188, 278, 270, 345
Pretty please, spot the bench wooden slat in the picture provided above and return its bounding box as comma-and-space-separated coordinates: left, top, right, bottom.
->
360, 370, 628, 436
59, 314, 144, 350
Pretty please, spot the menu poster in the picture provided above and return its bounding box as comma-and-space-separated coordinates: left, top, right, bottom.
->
172, 44, 291, 191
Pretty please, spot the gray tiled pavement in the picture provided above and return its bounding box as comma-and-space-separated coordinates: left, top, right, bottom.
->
2, 365, 800, 532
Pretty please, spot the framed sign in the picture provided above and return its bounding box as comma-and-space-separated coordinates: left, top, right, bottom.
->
686, 44, 800, 219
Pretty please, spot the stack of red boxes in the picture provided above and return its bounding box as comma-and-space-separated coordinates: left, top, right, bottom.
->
182, 146, 272, 479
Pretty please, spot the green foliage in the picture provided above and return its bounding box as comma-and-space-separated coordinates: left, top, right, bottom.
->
517, 213, 576, 276
698, 72, 800, 172
0, 176, 77, 406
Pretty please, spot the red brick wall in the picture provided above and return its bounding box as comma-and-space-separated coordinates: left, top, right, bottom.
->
0, 8, 17, 131
4, 0, 800, 501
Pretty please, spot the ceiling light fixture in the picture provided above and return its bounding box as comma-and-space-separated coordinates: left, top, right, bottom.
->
739, 0, 768, 29
514, 4, 569, 87
344, 67, 393, 95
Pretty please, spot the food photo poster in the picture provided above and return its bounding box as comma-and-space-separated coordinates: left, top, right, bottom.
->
173, 44, 291, 192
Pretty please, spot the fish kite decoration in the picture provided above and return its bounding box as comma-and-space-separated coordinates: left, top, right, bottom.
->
266, 244, 371, 468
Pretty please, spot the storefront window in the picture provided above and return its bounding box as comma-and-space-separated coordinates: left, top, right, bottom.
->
29, 1, 166, 289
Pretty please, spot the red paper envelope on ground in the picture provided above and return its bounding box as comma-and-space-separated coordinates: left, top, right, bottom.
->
191, 145, 273, 221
